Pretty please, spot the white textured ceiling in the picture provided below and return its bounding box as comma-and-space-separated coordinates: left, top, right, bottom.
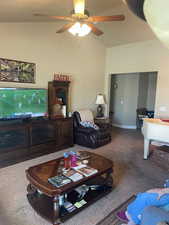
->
0, 0, 156, 47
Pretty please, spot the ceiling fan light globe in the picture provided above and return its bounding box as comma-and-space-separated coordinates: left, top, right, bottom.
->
144, 0, 169, 48
78, 24, 91, 36
68, 22, 91, 36
68, 22, 80, 35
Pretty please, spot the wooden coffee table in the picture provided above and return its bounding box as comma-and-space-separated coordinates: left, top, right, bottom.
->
26, 151, 113, 225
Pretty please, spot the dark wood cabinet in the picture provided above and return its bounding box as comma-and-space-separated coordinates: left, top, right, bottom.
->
0, 81, 73, 168
55, 118, 73, 148
0, 118, 73, 168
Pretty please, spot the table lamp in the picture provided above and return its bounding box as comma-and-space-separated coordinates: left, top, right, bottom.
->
95, 94, 105, 118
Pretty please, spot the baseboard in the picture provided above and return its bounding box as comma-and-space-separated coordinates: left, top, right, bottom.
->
112, 123, 137, 129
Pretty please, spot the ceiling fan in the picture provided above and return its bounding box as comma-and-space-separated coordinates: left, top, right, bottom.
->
34, 0, 125, 36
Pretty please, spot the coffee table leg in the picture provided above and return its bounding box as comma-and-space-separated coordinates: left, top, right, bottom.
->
27, 183, 37, 194
105, 171, 113, 187
53, 196, 60, 225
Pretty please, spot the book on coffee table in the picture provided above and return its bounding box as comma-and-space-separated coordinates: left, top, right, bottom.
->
48, 175, 71, 188
74, 165, 98, 177
63, 169, 83, 182
63, 201, 77, 212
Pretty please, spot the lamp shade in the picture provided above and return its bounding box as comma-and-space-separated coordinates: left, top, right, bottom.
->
95, 94, 105, 105
144, 0, 169, 49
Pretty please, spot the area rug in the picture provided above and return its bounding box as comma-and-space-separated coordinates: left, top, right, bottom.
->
150, 146, 169, 171
96, 195, 135, 225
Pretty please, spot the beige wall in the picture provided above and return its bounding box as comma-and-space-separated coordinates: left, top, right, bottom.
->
0, 23, 106, 112
105, 39, 169, 118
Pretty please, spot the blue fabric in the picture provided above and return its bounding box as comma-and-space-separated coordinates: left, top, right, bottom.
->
141, 206, 169, 225
160, 203, 169, 212
127, 192, 169, 224
80, 121, 99, 130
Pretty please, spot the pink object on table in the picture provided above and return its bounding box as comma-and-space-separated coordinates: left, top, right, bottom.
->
70, 152, 77, 167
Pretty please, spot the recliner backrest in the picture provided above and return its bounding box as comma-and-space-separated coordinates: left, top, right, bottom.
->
72, 111, 81, 128
78, 109, 94, 122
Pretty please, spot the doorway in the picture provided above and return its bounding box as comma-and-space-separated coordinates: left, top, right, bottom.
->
109, 72, 158, 129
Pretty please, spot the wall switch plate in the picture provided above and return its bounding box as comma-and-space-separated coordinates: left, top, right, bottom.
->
159, 106, 167, 112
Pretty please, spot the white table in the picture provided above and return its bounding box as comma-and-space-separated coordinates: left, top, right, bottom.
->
142, 118, 169, 159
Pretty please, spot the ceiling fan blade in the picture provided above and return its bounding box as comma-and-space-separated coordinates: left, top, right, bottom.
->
56, 23, 74, 33
86, 23, 103, 36
86, 15, 125, 22
73, 0, 85, 15
34, 13, 74, 22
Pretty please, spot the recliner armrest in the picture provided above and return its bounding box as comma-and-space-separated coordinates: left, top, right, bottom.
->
75, 126, 96, 134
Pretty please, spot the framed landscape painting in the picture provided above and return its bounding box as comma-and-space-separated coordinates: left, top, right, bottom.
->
0, 58, 35, 83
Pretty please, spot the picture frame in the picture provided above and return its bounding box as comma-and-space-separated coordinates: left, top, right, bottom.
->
0, 58, 36, 83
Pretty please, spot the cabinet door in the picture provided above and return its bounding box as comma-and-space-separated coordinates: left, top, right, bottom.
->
31, 122, 55, 146
56, 119, 73, 148
0, 126, 28, 152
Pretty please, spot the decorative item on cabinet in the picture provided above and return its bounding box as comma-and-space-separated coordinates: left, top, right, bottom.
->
48, 80, 70, 119
62, 105, 67, 117
52, 97, 63, 118
54, 73, 71, 82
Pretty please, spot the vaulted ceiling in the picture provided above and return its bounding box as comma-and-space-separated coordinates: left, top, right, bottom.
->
0, 0, 156, 47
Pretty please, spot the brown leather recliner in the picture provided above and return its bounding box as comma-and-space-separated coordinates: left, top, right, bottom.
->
72, 111, 111, 148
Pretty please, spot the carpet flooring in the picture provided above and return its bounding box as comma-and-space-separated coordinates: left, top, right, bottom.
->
96, 195, 135, 225
0, 127, 168, 225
